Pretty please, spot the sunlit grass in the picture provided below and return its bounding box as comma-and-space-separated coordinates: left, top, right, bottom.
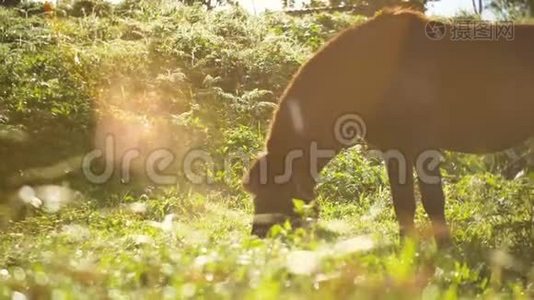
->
0, 3, 533, 299
1, 172, 533, 299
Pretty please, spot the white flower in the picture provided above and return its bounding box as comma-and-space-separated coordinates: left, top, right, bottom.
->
147, 214, 175, 232
17, 186, 42, 208
286, 250, 319, 275
333, 236, 374, 255
128, 202, 147, 214
11, 291, 27, 300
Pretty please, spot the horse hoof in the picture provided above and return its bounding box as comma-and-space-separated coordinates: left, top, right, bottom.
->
251, 223, 272, 238
251, 213, 290, 238
436, 236, 454, 250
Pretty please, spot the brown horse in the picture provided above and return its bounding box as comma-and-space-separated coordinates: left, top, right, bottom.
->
243, 9, 534, 246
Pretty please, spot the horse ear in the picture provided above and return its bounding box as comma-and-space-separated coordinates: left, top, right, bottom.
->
242, 154, 268, 195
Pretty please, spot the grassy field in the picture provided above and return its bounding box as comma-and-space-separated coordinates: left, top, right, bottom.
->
0, 166, 533, 298
0, 1, 533, 299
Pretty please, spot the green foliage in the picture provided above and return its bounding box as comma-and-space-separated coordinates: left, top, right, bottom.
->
306, 0, 427, 11
0, 0, 20, 7
0, 3, 533, 299
318, 148, 387, 202
490, 0, 534, 20
69, 0, 113, 18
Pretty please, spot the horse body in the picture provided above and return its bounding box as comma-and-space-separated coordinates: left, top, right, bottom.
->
244, 9, 534, 245
426, 24, 534, 153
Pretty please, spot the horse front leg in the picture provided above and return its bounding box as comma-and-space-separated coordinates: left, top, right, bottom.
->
386, 155, 416, 240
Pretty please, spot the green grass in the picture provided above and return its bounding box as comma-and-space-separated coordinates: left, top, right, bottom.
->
0, 2, 533, 299
0, 166, 533, 299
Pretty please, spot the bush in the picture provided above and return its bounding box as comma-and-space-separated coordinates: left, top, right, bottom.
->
69, 0, 112, 17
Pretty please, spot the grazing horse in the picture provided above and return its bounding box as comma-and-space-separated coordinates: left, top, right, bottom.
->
243, 9, 534, 246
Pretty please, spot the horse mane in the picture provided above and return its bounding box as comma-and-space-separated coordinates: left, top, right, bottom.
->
365, 7, 428, 29
283, 6, 427, 92
268, 6, 430, 146
376, 6, 428, 19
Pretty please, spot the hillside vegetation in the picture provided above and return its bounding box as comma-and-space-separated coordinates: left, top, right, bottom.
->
0, 1, 533, 298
